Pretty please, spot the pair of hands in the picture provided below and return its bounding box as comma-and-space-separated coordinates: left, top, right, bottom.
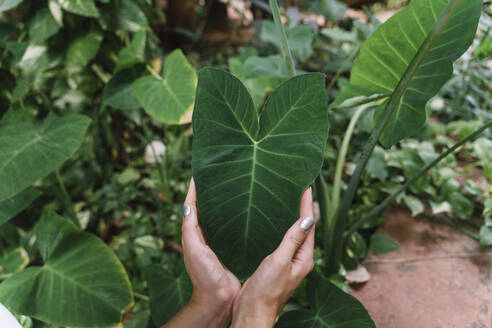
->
163, 179, 315, 328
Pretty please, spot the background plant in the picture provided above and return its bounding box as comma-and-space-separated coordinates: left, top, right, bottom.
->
0, 0, 491, 327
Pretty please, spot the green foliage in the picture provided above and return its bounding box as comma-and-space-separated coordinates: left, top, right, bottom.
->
0, 248, 29, 280
337, 0, 482, 147
0, 115, 91, 203
144, 264, 192, 327
275, 271, 376, 327
0, 188, 40, 226
192, 69, 329, 278
260, 21, 315, 63
370, 234, 400, 254
133, 49, 197, 124
0, 211, 133, 326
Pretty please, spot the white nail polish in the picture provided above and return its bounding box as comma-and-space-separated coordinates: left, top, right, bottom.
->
300, 216, 314, 231
183, 205, 191, 217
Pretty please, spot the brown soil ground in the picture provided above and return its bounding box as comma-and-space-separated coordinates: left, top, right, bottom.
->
351, 208, 492, 328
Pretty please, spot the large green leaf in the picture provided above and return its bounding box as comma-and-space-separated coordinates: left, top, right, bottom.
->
0, 188, 40, 226
0, 115, 91, 202
0, 211, 133, 327
57, 0, 99, 17
66, 31, 103, 67
132, 49, 197, 124
337, 0, 481, 147
144, 263, 192, 327
0, 0, 23, 12
276, 271, 375, 327
192, 68, 328, 278
0, 248, 29, 280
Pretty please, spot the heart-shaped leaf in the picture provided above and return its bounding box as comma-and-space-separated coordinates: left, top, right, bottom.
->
337, 0, 481, 147
133, 49, 197, 124
144, 263, 192, 327
0, 115, 91, 202
192, 68, 328, 278
0, 188, 40, 226
115, 29, 146, 72
0, 211, 133, 327
276, 271, 375, 327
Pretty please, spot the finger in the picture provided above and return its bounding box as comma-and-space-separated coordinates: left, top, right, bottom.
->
292, 223, 315, 277
182, 178, 204, 251
300, 186, 313, 219
272, 188, 314, 262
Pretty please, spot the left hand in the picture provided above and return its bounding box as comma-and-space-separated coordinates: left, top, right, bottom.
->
164, 178, 240, 328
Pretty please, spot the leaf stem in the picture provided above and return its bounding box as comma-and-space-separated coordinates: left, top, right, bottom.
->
331, 105, 369, 213
326, 0, 466, 276
133, 292, 150, 302
269, 0, 296, 77
348, 119, 492, 234
55, 169, 78, 226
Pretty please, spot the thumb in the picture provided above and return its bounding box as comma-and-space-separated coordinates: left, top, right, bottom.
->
272, 188, 314, 262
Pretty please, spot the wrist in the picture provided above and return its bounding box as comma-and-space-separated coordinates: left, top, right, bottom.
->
188, 289, 235, 328
231, 301, 278, 328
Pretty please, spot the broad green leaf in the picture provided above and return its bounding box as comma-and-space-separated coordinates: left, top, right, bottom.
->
337, 0, 481, 147
0, 0, 22, 12
260, 21, 314, 63
57, 0, 99, 17
0, 211, 133, 326
0, 188, 40, 226
115, 29, 146, 72
275, 271, 375, 327
0, 248, 29, 280
66, 31, 103, 67
28, 7, 61, 43
103, 65, 143, 110
132, 49, 197, 125
370, 233, 400, 254
0, 115, 91, 202
144, 264, 192, 327
192, 68, 328, 278
119, 0, 148, 32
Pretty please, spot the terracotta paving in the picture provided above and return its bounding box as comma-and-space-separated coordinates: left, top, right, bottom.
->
351, 208, 492, 328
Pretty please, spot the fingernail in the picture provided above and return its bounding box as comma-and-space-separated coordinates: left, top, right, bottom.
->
300, 216, 314, 231
183, 205, 191, 217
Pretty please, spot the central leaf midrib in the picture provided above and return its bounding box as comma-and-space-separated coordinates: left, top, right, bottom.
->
244, 143, 257, 247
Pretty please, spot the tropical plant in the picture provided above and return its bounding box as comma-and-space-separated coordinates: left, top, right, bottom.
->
0, 0, 489, 327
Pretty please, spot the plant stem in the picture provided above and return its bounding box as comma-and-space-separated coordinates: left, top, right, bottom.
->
422, 214, 480, 240
55, 169, 78, 226
326, 0, 466, 276
269, 0, 296, 77
133, 292, 150, 302
331, 105, 369, 213
348, 119, 492, 234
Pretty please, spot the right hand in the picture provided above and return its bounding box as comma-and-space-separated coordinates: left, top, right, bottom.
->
231, 188, 315, 328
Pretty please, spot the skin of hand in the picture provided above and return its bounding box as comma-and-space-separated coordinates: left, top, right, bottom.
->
231, 188, 315, 328
163, 178, 241, 328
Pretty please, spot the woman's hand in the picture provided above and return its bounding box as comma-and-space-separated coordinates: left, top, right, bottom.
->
231, 188, 315, 328
163, 178, 241, 328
